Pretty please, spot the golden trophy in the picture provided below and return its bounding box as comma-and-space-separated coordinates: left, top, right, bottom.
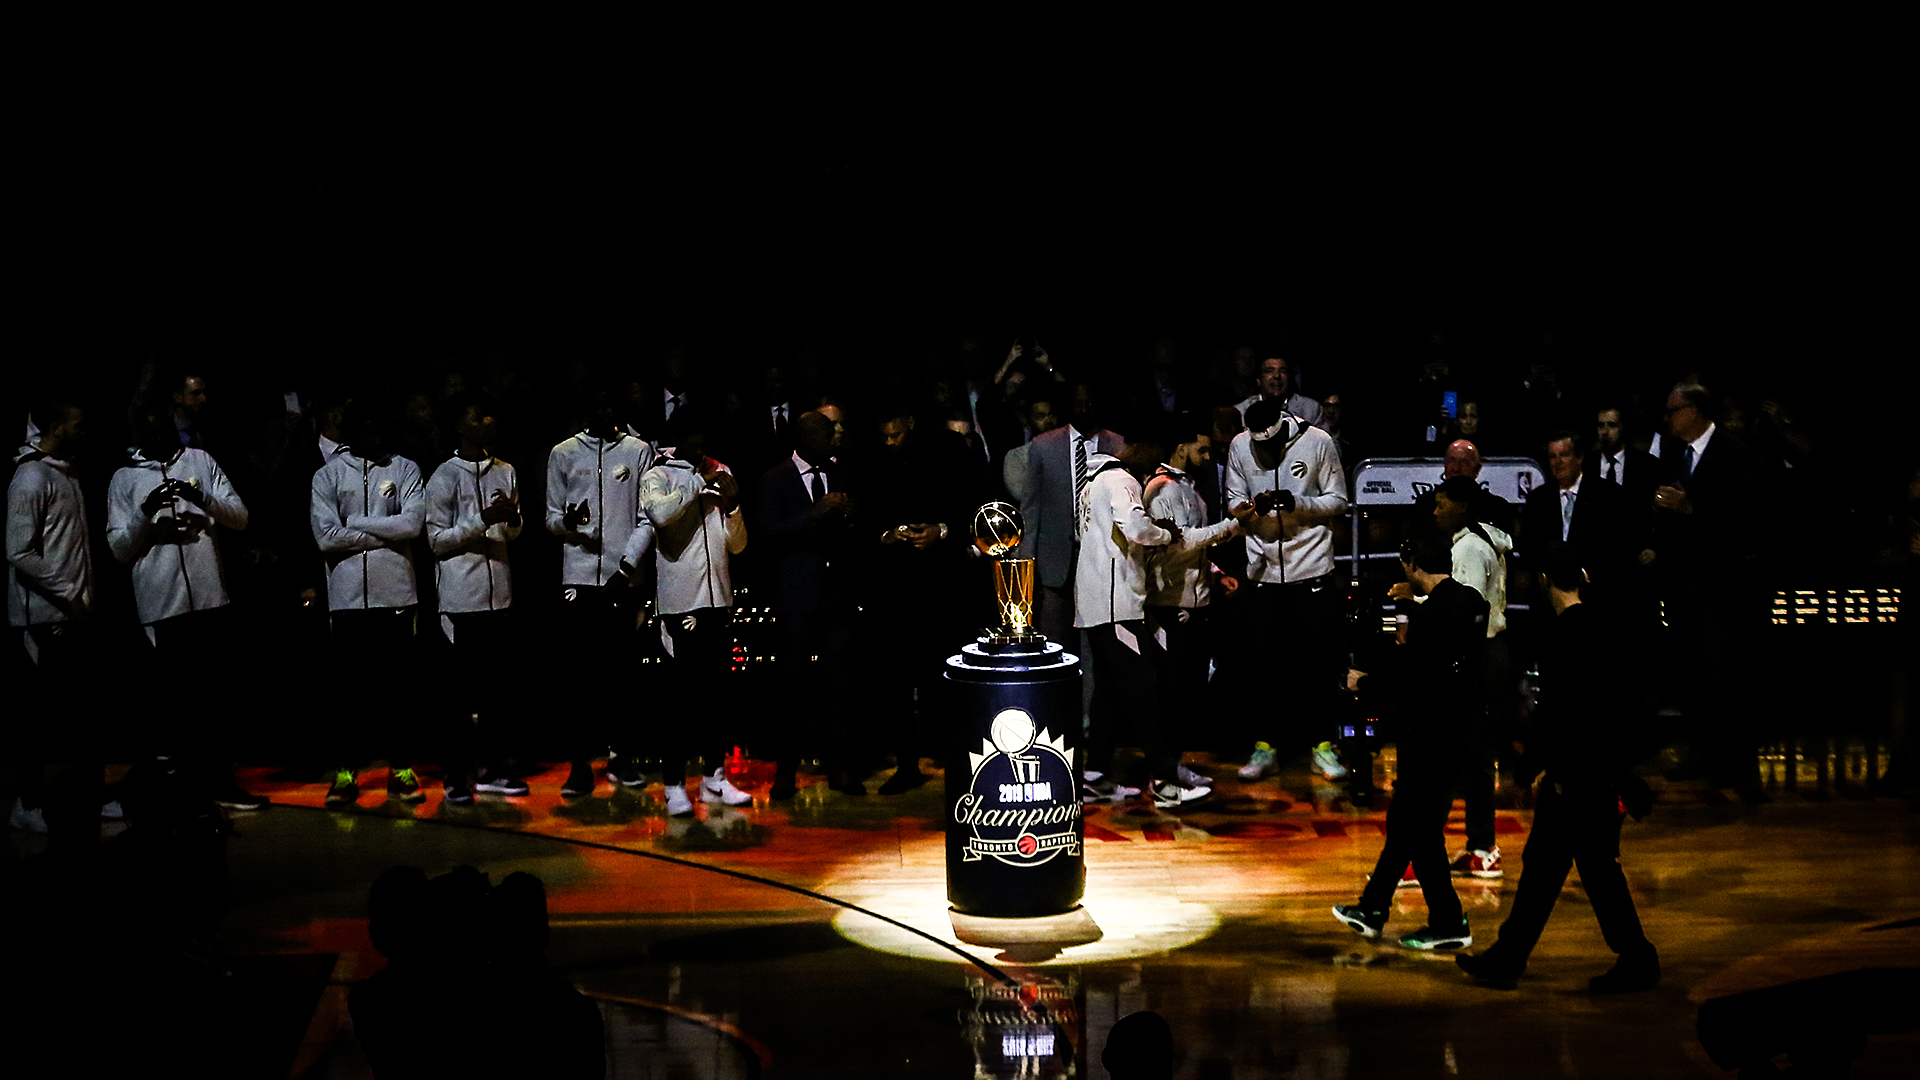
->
972, 501, 1041, 643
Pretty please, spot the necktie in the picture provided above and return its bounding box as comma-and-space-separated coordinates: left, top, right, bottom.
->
808, 467, 824, 502
1683, 443, 1696, 476
774, 405, 787, 437
667, 394, 682, 419
1074, 435, 1089, 538
1561, 489, 1576, 540
1605, 455, 1617, 483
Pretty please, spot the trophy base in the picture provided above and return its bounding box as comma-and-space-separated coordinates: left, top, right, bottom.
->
977, 629, 1048, 652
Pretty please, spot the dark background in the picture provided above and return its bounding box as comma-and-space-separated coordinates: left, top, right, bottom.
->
14, 46, 1910, 493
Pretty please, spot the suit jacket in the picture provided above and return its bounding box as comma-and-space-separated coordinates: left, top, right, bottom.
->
754, 457, 853, 614
1018, 425, 1125, 588
1651, 427, 1766, 573
1521, 476, 1634, 591
1585, 448, 1659, 511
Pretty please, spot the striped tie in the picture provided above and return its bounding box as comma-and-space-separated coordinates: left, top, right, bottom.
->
1074, 435, 1089, 538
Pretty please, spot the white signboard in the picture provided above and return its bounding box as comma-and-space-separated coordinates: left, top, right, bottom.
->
1351, 457, 1546, 507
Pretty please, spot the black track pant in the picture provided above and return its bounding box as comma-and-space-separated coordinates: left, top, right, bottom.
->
328, 606, 418, 770
1358, 741, 1464, 930
557, 584, 645, 767
440, 608, 511, 787
1085, 620, 1176, 782
660, 607, 733, 788
1491, 780, 1652, 961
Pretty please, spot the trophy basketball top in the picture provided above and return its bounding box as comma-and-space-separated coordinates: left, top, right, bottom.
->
972, 501, 1024, 558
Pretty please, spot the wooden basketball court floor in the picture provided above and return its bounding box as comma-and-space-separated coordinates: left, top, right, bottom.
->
11, 748, 1916, 1078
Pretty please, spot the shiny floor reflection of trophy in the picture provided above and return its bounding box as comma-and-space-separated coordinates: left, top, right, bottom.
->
973, 501, 1042, 644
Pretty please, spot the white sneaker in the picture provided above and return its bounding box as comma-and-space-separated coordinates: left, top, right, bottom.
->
700, 767, 752, 806
100, 800, 125, 820
1177, 763, 1214, 787
1081, 772, 1142, 804
10, 798, 48, 833
663, 784, 695, 817
1312, 742, 1348, 780
1151, 780, 1212, 809
1238, 742, 1276, 780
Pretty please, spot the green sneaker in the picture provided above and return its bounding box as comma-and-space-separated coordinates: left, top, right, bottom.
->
1400, 921, 1472, 951
325, 770, 359, 806
387, 768, 424, 803
1238, 742, 1277, 781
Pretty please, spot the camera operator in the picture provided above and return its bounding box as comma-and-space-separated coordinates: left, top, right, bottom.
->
1332, 536, 1486, 951
1225, 398, 1349, 783
1457, 544, 1660, 992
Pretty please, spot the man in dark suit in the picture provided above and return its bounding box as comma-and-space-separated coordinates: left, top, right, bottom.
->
1017, 382, 1124, 645
1522, 432, 1634, 613
1457, 543, 1660, 993
866, 403, 986, 793
1586, 406, 1659, 511
1651, 382, 1767, 786
756, 411, 861, 799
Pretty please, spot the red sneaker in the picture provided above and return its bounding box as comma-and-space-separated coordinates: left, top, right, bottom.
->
1449, 846, 1503, 878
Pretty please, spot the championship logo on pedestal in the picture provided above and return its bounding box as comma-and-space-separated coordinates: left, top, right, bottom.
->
955, 708, 1081, 864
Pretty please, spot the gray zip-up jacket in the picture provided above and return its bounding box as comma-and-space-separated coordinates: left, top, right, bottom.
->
1073, 455, 1174, 628
106, 447, 248, 625
311, 452, 425, 610
1224, 419, 1349, 583
1143, 466, 1240, 609
7, 445, 93, 627
426, 454, 520, 613
640, 451, 747, 615
545, 432, 656, 587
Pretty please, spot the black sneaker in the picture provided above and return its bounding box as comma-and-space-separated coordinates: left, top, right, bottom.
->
325, 770, 359, 806
561, 762, 597, 798
475, 771, 530, 796
608, 756, 647, 788
1332, 905, 1387, 939
1589, 948, 1660, 993
387, 768, 425, 803
213, 784, 269, 811
877, 769, 928, 795
1456, 948, 1525, 989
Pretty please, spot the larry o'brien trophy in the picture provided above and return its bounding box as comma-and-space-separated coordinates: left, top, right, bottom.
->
942, 502, 1086, 917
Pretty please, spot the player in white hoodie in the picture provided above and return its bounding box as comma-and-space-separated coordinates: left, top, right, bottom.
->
107, 403, 262, 810
1143, 417, 1244, 791
545, 390, 656, 796
425, 397, 524, 804
1225, 398, 1351, 784
310, 402, 428, 806
1074, 439, 1214, 809
641, 419, 749, 816
7, 396, 99, 836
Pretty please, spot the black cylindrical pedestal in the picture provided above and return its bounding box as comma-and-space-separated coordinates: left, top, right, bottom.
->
943, 637, 1084, 916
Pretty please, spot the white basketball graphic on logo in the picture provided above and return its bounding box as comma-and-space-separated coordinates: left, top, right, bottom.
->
989, 709, 1037, 756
